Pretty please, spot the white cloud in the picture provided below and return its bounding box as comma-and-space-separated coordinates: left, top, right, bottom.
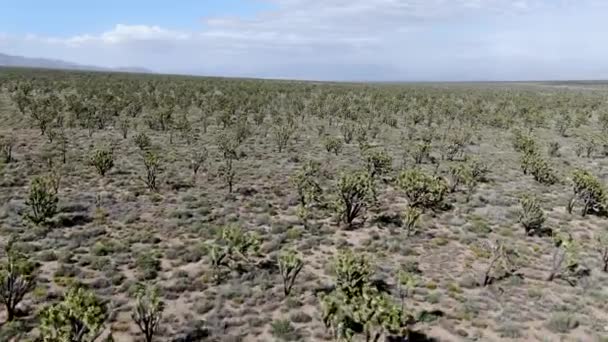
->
2, 0, 607, 80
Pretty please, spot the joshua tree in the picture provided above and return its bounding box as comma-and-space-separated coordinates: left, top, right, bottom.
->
23, 176, 58, 226
0, 239, 37, 321
335, 171, 376, 228
39, 286, 108, 341
518, 194, 546, 236
132, 285, 164, 342
278, 250, 304, 297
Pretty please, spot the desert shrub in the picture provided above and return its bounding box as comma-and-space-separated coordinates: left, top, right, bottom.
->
136, 252, 161, 280
335, 171, 376, 227
397, 270, 418, 306
546, 312, 579, 333
340, 122, 355, 144
55, 132, 68, 164
480, 240, 518, 286
142, 150, 162, 191
0, 135, 15, 163
278, 250, 304, 297
89, 147, 114, 177
273, 123, 296, 152
548, 141, 560, 157
412, 141, 431, 164
364, 149, 393, 179
208, 225, 261, 280
218, 158, 236, 193
0, 239, 37, 321
512, 130, 538, 154
447, 163, 473, 193
575, 135, 598, 158
402, 206, 421, 237
39, 286, 108, 341
397, 169, 447, 210
521, 152, 558, 185
271, 319, 297, 341
189, 147, 208, 179
146, 107, 173, 131
234, 118, 251, 144
547, 233, 586, 286
217, 134, 240, 193
468, 158, 490, 182
320, 249, 408, 341
595, 232, 608, 272
442, 130, 470, 161
134, 132, 151, 151
518, 195, 545, 236
323, 136, 343, 155
117, 114, 131, 139
569, 169, 607, 216
132, 284, 164, 342
24, 176, 58, 225
555, 112, 572, 137
291, 160, 322, 207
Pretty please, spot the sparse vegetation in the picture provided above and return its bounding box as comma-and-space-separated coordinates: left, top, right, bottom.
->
1, 68, 608, 340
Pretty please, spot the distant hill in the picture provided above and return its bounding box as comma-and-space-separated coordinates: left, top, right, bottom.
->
0, 52, 153, 74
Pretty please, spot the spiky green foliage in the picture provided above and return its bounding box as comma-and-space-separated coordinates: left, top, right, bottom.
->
39, 287, 108, 342
320, 250, 409, 341
24, 176, 58, 225
291, 160, 322, 207
335, 171, 376, 227
411, 141, 431, 164
0, 240, 37, 322
89, 148, 114, 177
207, 225, 261, 280
134, 132, 151, 151
132, 285, 164, 342
570, 169, 607, 217
364, 149, 393, 179
142, 150, 162, 192
324, 136, 343, 155
520, 152, 558, 185
278, 250, 304, 297
518, 195, 546, 236
273, 122, 296, 152
402, 206, 421, 237
397, 169, 447, 210
512, 130, 538, 154
447, 163, 473, 193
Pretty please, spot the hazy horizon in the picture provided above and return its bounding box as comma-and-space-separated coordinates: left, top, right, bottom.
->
2, 0, 607, 82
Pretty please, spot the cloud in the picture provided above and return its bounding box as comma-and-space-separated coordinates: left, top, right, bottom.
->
1, 0, 607, 80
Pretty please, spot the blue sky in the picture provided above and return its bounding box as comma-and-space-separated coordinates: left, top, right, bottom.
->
1, 0, 271, 35
1, 0, 607, 81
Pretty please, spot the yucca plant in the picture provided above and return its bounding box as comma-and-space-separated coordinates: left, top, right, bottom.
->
278, 250, 304, 297
89, 147, 114, 177
39, 286, 108, 342
570, 169, 607, 217
518, 194, 545, 236
24, 176, 58, 225
0, 239, 37, 321
397, 169, 447, 210
132, 285, 164, 342
335, 171, 376, 228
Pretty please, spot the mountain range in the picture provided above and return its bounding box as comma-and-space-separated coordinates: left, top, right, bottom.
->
0, 52, 152, 74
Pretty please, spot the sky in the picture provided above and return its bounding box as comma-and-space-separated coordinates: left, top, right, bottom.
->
1, 0, 607, 81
